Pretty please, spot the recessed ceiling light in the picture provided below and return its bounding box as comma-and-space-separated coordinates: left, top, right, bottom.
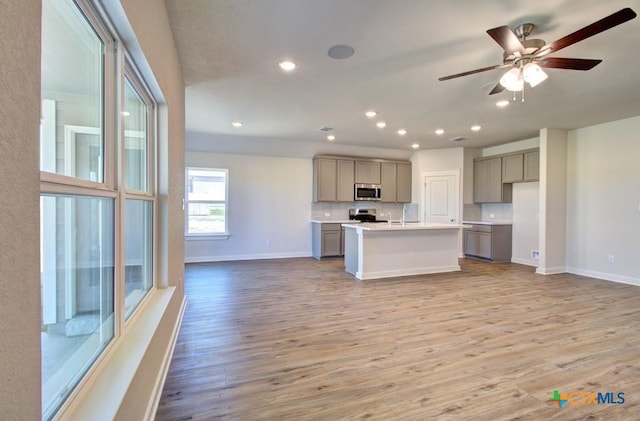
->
376, 121, 386, 129
496, 100, 510, 108
365, 111, 377, 118
397, 129, 407, 136
327, 135, 336, 141
471, 125, 482, 132
411, 143, 420, 149
435, 128, 445, 135
232, 121, 243, 128
278, 60, 296, 71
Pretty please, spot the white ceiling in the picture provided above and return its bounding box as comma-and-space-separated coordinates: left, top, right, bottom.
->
164, 0, 640, 156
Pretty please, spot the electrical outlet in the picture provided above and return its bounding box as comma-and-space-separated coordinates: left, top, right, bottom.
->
489, 213, 495, 219
324, 212, 331, 217
531, 250, 539, 260
608, 255, 615, 263
265, 239, 271, 246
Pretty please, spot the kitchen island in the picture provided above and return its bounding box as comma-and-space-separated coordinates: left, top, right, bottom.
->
341, 222, 468, 280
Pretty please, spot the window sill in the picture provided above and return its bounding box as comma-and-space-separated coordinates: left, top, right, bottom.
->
59, 287, 176, 420
185, 233, 230, 241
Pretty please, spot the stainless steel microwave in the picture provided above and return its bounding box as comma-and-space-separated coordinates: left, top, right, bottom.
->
354, 183, 381, 201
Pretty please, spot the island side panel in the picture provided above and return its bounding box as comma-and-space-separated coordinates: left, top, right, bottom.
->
359, 228, 460, 279
343, 226, 359, 276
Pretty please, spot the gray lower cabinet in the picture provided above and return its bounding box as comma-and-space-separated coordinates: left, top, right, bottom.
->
312, 222, 344, 259
464, 224, 512, 262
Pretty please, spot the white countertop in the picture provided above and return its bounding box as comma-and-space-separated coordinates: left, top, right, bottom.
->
342, 222, 469, 231
463, 220, 512, 226
311, 219, 354, 224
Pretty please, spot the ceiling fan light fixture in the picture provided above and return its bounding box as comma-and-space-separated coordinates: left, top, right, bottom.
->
499, 67, 524, 92
523, 63, 548, 87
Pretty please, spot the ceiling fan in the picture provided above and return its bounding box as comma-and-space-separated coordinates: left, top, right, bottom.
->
438, 7, 637, 95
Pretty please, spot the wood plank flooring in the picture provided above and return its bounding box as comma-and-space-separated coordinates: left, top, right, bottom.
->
156, 258, 640, 420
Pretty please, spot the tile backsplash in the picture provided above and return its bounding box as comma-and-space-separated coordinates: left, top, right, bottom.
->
464, 203, 513, 221
311, 202, 406, 221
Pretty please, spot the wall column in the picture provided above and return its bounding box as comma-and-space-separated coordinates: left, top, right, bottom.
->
537, 128, 568, 275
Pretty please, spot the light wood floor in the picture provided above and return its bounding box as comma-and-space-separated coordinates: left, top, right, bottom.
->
156, 258, 640, 420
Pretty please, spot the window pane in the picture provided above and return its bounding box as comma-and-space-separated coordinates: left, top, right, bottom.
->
188, 203, 226, 234
125, 200, 153, 319
40, 0, 104, 183
187, 169, 226, 201
124, 78, 148, 191
41, 195, 114, 419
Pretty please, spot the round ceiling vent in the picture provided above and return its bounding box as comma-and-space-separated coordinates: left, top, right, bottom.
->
328, 44, 355, 59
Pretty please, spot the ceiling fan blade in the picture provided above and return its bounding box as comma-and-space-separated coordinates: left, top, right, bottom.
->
489, 82, 505, 95
487, 26, 525, 54
438, 63, 511, 81
539, 57, 602, 70
537, 7, 637, 56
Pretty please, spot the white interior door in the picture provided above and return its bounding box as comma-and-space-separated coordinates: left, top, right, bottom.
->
423, 171, 459, 224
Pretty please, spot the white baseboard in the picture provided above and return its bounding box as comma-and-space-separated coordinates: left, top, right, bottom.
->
144, 294, 187, 420
511, 257, 539, 267
535, 266, 566, 275
565, 267, 640, 287
185, 251, 312, 263
356, 265, 461, 280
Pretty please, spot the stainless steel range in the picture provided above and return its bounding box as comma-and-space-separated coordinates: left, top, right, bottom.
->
348, 208, 387, 223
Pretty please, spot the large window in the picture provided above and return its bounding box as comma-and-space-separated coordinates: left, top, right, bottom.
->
186, 168, 228, 235
40, 0, 156, 419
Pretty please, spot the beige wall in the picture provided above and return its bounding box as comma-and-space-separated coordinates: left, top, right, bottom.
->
185, 152, 313, 262
0, 0, 185, 419
0, 0, 43, 419
566, 116, 640, 284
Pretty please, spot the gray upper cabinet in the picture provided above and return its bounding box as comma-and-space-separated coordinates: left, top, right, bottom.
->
502, 154, 524, 183
313, 158, 354, 202
378, 162, 412, 203
474, 157, 503, 203
314, 155, 410, 202
380, 163, 397, 202
355, 160, 381, 184
396, 163, 412, 203
336, 159, 355, 202
313, 158, 337, 202
523, 150, 540, 181
473, 149, 539, 203
501, 149, 539, 183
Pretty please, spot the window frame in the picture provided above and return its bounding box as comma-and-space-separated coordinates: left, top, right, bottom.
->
120, 59, 157, 322
184, 167, 229, 239
39, 0, 159, 418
